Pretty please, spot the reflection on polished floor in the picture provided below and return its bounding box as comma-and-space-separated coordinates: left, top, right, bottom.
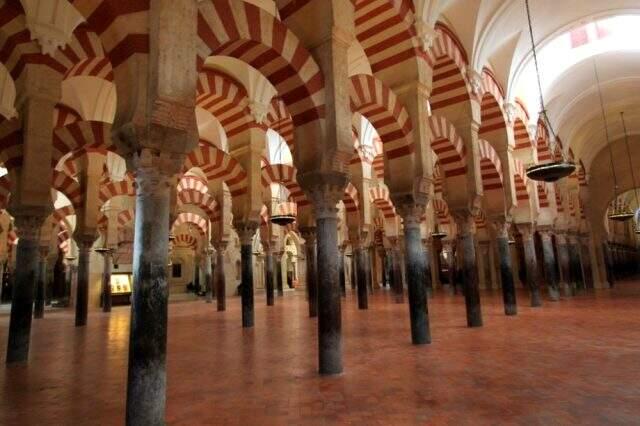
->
1, 283, 640, 425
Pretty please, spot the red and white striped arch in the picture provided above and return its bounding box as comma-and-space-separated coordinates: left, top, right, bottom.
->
58, 25, 113, 80
513, 158, 529, 205
349, 74, 413, 164
555, 188, 565, 213
52, 170, 83, 210
432, 197, 451, 225
353, 0, 432, 75
173, 212, 207, 237
265, 98, 294, 150
174, 233, 198, 249
99, 174, 136, 205
196, 69, 257, 142
0, 174, 9, 208
177, 189, 219, 223
369, 186, 396, 219
52, 121, 114, 168
477, 139, 503, 191
0, 118, 22, 169
177, 175, 208, 195
537, 183, 550, 208
184, 143, 248, 197
53, 103, 83, 129
117, 209, 134, 229
536, 119, 552, 162
260, 164, 308, 206
197, 0, 324, 127
433, 162, 444, 194
428, 115, 466, 178
430, 23, 471, 111
343, 182, 360, 217
479, 69, 507, 136
50, 205, 75, 228
512, 100, 533, 150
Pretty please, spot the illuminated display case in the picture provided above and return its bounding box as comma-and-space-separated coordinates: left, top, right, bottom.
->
110, 273, 132, 305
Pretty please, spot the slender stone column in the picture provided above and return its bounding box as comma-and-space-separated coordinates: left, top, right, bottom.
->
204, 250, 214, 304
34, 248, 48, 319
520, 224, 542, 307
265, 248, 275, 306
398, 204, 431, 344
301, 176, 345, 375
235, 223, 258, 328
338, 246, 346, 297
442, 240, 455, 294
215, 243, 227, 311
74, 236, 94, 327
125, 160, 176, 425
422, 239, 433, 296
556, 233, 572, 296
493, 219, 517, 315
364, 246, 373, 295
602, 241, 615, 289
455, 213, 483, 327
391, 242, 404, 303
488, 240, 498, 290
382, 249, 391, 288
275, 252, 284, 296
568, 234, 584, 291
539, 229, 560, 301
349, 251, 357, 290
301, 227, 318, 317
355, 244, 368, 310
101, 250, 113, 313
6, 214, 45, 363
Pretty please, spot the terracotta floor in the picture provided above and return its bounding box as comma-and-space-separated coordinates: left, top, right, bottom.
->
1, 282, 640, 425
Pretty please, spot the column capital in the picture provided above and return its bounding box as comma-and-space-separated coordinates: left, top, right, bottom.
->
452, 210, 475, 237
537, 226, 554, 241
299, 226, 317, 245
396, 202, 426, 230
491, 217, 512, 239
298, 172, 348, 220
233, 221, 259, 245
518, 223, 535, 240
13, 210, 48, 241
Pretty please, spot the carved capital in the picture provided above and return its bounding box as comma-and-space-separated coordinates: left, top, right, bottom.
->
518, 223, 535, 241
248, 100, 269, 124
453, 211, 475, 236
413, 18, 438, 51
492, 217, 512, 239
299, 226, 316, 245
396, 202, 426, 230
234, 221, 259, 245
14, 214, 45, 241
298, 172, 348, 220
466, 69, 483, 97
504, 102, 518, 125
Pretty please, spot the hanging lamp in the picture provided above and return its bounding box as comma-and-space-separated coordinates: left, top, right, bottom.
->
523, 0, 576, 182
269, 134, 297, 226
594, 60, 634, 222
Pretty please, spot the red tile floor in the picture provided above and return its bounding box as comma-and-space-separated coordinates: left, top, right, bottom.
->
1, 282, 640, 425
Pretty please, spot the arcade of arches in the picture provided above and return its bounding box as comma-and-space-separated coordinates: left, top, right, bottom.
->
1, 0, 640, 424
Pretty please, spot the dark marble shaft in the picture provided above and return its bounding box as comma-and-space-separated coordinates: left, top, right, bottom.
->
569, 243, 584, 290
75, 244, 91, 327
541, 236, 560, 301
523, 237, 542, 307
356, 248, 368, 310
339, 252, 346, 297
34, 257, 47, 319
216, 250, 226, 311
126, 174, 171, 426
240, 244, 254, 327
423, 247, 433, 293
265, 254, 275, 306
364, 249, 373, 295
316, 216, 342, 375
6, 237, 39, 363
306, 242, 318, 317
392, 248, 404, 303
496, 237, 517, 315
102, 253, 112, 313
557, 241, 572, 296
461, 233, 483, 327
404, 225, 431, 344
275, 256, 284, 297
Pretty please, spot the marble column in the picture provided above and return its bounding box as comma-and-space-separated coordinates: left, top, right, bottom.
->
338, 246, 346, 297
204, 250, 214, 304
101, 250, 113, 313
422, 239, 433, 296
355, 245, 368, 310
126, 163, 175, 425
556, 233, 572, 296
488, 241, 498, 291
236, 224, 258, 328
215, 243, 227, 311
398, 204, 431, 344
364, 246, 373, 295
383, 248, 392, 289
456, 213, 483, 327
391, 242, 404, 303
602, 241, 615, 289
443, 240, 455, 294
265, 248, 275, 306
74, 236, 94, 327
568, 234, 584, 291
520, 225, 542, 307
349, 252, 357, 290
275, 252, 284, 297
6, 214, 45, 363
539, 229, 560, 301
301, 228, 318, 317
493, 219, 517, 315
33, 248, 48, 319
303, 179, 345, 375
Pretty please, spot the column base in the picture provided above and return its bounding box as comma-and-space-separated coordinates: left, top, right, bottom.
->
504, 304, 517, 316
530, 290, 543, 307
